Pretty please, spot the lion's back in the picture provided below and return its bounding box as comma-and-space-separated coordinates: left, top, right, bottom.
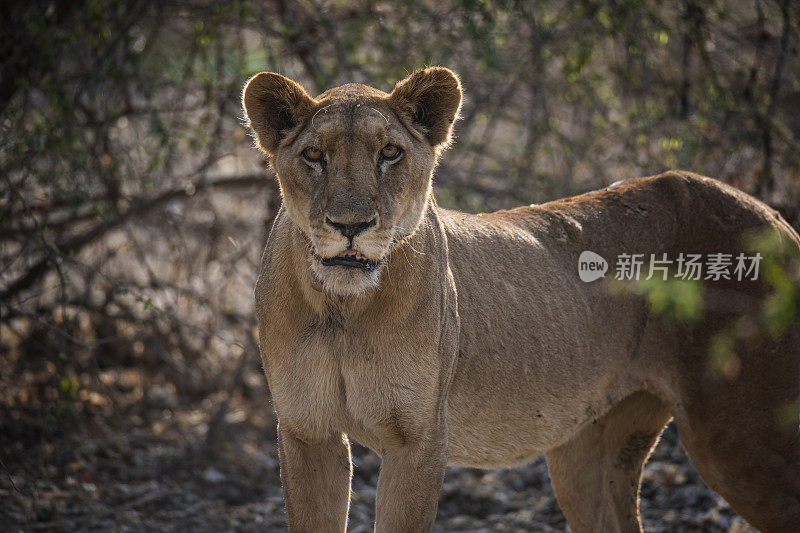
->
441, 171, 799, 268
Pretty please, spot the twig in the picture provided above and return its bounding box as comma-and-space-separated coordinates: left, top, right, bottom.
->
0, 299, 116, 349
203, 346, 250, 453
1, 173, 266, 302
0, 455, 27, 496
756, 0, 791, 195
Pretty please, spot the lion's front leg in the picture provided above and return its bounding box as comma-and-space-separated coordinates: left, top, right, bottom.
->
374, 423, 448, 533
277, 424, 352, 532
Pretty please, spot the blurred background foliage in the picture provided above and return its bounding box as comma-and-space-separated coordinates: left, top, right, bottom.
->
1, 0, 798, 530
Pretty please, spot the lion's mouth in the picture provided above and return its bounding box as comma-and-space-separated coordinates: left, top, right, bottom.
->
320, 249, 378, 272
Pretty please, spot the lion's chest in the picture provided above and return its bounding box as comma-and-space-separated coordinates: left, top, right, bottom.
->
264, 331, 347, 440
263, 325, 430, 447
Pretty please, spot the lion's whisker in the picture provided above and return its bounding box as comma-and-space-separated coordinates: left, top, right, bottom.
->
311, 104, 334, 127
365, 107, 390, 124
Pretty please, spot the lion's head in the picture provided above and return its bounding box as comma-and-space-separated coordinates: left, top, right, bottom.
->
242, 68, 461, 296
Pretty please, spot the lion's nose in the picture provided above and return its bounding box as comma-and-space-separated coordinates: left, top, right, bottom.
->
325, 216, 377, 240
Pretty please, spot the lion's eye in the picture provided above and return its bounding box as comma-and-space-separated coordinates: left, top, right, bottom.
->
380, 144, 401, 160
303, 147, 324, 162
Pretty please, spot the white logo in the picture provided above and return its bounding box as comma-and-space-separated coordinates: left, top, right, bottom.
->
578, 251, 761, 282
578, 251, 608, 282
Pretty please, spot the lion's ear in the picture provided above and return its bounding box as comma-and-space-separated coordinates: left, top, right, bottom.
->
389, 67, 462, 147
242, 72, 316, 154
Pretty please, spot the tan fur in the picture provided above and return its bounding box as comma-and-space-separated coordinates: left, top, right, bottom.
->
243, 68, 800, 532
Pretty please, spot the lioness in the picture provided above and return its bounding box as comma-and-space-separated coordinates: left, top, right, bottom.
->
243, 67, 800, 532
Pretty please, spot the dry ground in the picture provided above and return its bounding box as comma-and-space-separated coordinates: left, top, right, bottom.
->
0, 351, 757, 533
